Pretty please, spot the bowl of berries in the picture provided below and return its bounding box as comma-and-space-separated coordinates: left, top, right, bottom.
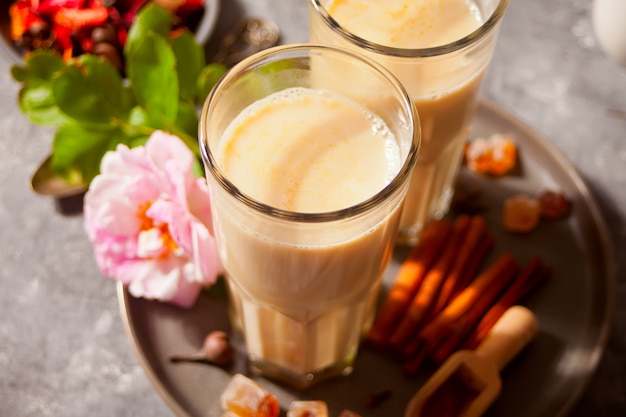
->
0, 0, 220, 66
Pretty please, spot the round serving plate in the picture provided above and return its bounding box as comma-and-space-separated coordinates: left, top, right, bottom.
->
118, 99, 615, 417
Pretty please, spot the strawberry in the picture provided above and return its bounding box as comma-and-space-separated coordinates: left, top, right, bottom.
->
9, 1, 44, 40
53, 6, 109, 29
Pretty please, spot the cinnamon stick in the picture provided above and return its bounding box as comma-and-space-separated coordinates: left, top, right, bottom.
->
388, 215, 471, 350
432, 216, 488, 315
429, 254, 522, 364
402, 253, 519, 369
462, 257, 550, 351
451, 233, 495, 302
367, 219, 452, 348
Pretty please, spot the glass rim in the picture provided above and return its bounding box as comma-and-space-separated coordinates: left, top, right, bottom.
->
199, 43, 420, 223
309, 0, 510, 57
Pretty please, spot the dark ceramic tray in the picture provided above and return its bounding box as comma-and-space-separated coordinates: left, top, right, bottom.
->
118, 99, 614, 417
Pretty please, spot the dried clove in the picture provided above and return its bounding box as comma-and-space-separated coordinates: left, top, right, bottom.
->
169, 330, 235, 367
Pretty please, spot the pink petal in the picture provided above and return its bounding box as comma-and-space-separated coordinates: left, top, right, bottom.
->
187, 179, 214, 234
84, 131, 221, 309
127, 256, 202, 308
148, 199, 193, 254
100, 144, 150, 176
84, 177, 141, 236
190, 221, 221, 285
146, 131, 194, 173
137, 229, 168, 258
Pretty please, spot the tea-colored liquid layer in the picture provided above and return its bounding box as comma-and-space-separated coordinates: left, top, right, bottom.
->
319, 0, 486, 235
218, 87, 401, 213
326, 0, 482, 48
216, 87, 402, 375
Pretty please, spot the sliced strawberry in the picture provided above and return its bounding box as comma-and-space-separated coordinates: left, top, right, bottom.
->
26, 0, 40, 11
116, 25, 127, 47
80, 34, 93, 53
36, 0, 86, 15
9, 2, 44, 40
118, 0, 148, 27
51, 21, 72, 49
53, 6, 109, 29
176, 0, 204, 13
61, 45, 73, 60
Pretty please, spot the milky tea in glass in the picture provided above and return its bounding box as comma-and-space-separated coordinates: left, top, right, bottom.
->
199, 45, 419, 389
309, 0, 509, 243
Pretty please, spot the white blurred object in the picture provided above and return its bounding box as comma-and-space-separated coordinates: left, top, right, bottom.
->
592, 0, 626, 66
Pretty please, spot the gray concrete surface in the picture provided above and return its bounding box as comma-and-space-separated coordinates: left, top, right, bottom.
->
0, 0, 624, 416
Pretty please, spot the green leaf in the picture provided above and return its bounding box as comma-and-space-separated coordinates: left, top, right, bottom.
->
11, 50, 69, 126
172, 30, 205, 102
175, 100, 199, 138
196, 63, 227, 103
129, 135, 150, 148
127, 31, 179, 122
10, 65, 29, 82
127, 105, 151, 127
18, 81, 71, 126
192, 156, 205, 178
125, 3, 172, 55
120, 106, 158, 139
51, 123, 128, 185
52, 55, 131, 125
258, 59, 295, 74
21, 49, 65, 82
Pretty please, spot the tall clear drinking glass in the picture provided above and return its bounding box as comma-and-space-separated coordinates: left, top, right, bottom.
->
199, 44, 419, 389
309, 0, 509, 244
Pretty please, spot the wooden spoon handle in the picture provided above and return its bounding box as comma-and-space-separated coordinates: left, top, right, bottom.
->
475, 305, 538, 371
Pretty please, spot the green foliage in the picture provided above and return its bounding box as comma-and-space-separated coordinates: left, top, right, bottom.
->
53, 55, 132, 125
124, 3, 172, 54
13, 50, 71, 126
52, 123, 128, 185
197, 62, 228, 103
175, 101, 200, 139
9, 3, 227, 187
127, 31, 179, 123
172, 31, 206, 102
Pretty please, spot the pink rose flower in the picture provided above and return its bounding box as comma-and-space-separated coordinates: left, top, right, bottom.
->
84, 131, 221, 308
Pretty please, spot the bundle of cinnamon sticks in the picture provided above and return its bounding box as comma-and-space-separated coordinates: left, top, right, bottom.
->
367, 215, 550, 376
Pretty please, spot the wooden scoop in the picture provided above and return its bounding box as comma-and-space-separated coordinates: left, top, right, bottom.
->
404, 305, 538, 417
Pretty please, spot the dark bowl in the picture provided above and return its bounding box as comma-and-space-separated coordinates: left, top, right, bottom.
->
0, 0, 20, 62
0, 0, 220, 63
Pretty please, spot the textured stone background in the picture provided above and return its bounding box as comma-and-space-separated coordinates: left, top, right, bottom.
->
0, 0, 624, 416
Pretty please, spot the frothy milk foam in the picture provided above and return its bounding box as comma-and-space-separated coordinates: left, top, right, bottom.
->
315, 0, 486, 234
218, 87, 401, 212
216, 87, 404, 375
